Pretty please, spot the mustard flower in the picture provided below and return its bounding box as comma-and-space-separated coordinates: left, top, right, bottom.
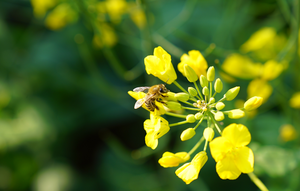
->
175, 151, 208, 184
247, 79, 272, 102
31, 0, 56, 18
244, 96, 263, 111
289, 92, 300, 109
158, 152, 190, 168
178, 50, 208, 77
261, 60, 286, 81
128, 2, 146, 29
209, 124, 254, 180
280, 124, 297, 142
144, 113, 170, 149
99, 0, 128, 24
144, 46, 177, 84
93, 23, 118, 48
45, 3, 78, 30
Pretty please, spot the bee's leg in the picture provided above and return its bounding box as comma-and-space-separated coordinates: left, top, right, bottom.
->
156, 98, 167, 104
152, 101, 159, 110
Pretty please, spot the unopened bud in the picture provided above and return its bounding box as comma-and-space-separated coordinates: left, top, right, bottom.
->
227, 109, 245, 119
200, 75, 208, 87
216, 102, 225, 110
207, 66, 215, 82
244, 96, 263, 111
188, 87, 198, 97
214, 111, 224, 121
184, 64, 198, 82
214, 78, 223, 93
225, 86, 240, 101
175, 93, 190, 102
203, 127, 215, 141
180, 128, 196, 141
202, 86, 209, 96
209, 97, 215, 104
186, 114, 196, 123
165, 101, 182, 111
195, 112, 203, 120
166, 92, 177, 101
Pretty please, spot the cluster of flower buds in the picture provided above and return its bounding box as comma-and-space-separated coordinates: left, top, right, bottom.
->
128, 46, 263, 184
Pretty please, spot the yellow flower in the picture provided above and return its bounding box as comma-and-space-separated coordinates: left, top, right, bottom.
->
221, 54, 262, 79
209, 124, 254, 180
178, 50, 208, 77
93, 23, 118, 48
101, 0, 128, 23
144, 113, 170, 149
289, 92, 300, 109
244, 96, 263, 111
45, 3, 78, 30
158, 152, 190, 168
247, 79, 272, 102
128, 3, 146, 29
144, 46, 177, 84
261, 60, 286, 81
280, 124, 297, 142
240, 27, 277, 53
31, 0, 56, 18
175, 151, 208, 184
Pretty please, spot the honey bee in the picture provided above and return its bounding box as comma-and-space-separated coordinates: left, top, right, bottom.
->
133, 84, 169, 111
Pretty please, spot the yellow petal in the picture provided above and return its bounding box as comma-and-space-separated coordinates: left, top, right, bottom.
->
178, 50, 207, 77
216, 154, 241, 180
145, 131, 158, 149
233, 147, 254, 173
222, 124, 251, 147
158, 152, 190, 168
209, 137, 233, 162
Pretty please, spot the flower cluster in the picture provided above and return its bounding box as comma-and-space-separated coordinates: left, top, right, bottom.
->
129, 46, 263, 184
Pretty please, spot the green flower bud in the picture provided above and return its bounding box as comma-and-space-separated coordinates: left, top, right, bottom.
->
207, 66, 215, 82
195, 112, 203, 120
166, 92, 177, 101
184, 64, 198, 82
202, 86, 209, 96
180, 128, 196, 141
214, 111, 224, 121
216, 102, 225, 110
225, 86, 240, 101
227, 109, 245, 119
203, 127, 214, 141
244, 96, 263, 111
209, 97, 215, 104
175, 92, 190, 102
186, 114, 196, 123
200, 75, 208, 87
188, 87, 198, 97
214, 78, 223, 93
165, 101, 182, 111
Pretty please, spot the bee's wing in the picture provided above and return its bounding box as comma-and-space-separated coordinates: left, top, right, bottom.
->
133, 87, 150, 92
134, 98, 146, 109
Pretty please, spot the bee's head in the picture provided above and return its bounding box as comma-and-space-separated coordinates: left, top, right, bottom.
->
159, 84, 169, 93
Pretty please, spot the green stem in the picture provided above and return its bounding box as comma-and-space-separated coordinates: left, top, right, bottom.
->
194, 82, 204, 100
182, 101, 196, 107
203, 140, 208, 151
194, 115, 205, 130
165, 112, 187, 119
174, 81, 197, 102
208, 111, 222, 135
182, 106, 200, 111
248, 172, 269, 191
188, 136, 205, 156
169, 121, 189, 127
209, 82, 212, 99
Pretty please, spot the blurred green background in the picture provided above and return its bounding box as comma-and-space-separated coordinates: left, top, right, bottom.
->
0, 0, 300, 190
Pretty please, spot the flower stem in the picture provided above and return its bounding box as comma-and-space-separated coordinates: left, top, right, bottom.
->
248, 172, 269, 191
182, 101, 195, 107
208, 112, 222, 135
188, 136, 205, 155
165, 112, 187, 119
174, 81, 189, 94
169, 121, 189, 127
209, 82, 212, 99
182, 106, 201, 111
193, 82, 204, 100
194, 115, 205, 130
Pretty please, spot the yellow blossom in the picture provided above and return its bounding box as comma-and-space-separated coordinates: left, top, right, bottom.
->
240, 27, 277, 53
244, 96, 263, 111
93, 23, 118, 48
128, 3, 146, 29
178, 50, 208, 77
100, 0, 128, 23
261, 60, 286, 81
247, 79, 272, 102
158, 152, 190, 168
280, 124, 297, 142
175, 151, 208, 184
209, 123, 254, 180
45, 3, 78, 30
31, 0, 56, 18
144, 113, 170, 150
221, 54, 262, 79
289, 92, 300, 109
144, 46, 177, 84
